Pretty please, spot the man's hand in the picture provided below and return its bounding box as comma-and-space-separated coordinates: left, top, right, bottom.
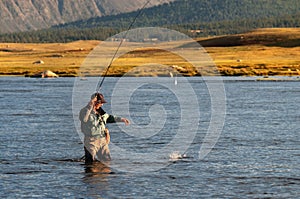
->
105, 128, 110, 144
121, 118, 130, 126
88, 95, 98, 107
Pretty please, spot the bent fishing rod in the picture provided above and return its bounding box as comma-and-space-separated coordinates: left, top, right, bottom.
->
96, 0, 152, 93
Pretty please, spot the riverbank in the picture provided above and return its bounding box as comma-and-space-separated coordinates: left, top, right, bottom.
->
1, 28, 300, 77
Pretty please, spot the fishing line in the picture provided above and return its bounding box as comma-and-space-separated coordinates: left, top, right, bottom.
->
96, 0, 152, 92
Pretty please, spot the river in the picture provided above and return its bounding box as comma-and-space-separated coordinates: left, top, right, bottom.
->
0, 76, 299, 198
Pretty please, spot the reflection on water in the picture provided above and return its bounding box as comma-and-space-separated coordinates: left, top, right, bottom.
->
83, 162, 112, 195
84, 162, 112, 176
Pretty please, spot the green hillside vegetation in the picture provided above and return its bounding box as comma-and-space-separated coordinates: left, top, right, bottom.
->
0, 0, 300, 43
56, 0, 300, 29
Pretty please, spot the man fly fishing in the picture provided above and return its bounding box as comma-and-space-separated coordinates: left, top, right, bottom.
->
78, 0, 151, 165
79, 93, 130, 164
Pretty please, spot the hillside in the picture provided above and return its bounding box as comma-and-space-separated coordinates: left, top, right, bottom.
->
1, 0, 300, 43
57, 0, 300, 29
0, 0, 174, 34
189, 28, 300, 48
1, 28, 300, 77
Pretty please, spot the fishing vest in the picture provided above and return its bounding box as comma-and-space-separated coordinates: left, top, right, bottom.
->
81, 110, 110, 138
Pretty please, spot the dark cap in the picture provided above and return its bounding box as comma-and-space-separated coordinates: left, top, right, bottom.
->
91, 93, 107, 103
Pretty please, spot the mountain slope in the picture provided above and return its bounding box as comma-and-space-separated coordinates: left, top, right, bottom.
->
1, 0, 300, 43
0, 0, 174, 33
60, 0, 300, 29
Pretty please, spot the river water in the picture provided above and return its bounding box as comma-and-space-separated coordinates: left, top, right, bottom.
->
0, 76, 299, 198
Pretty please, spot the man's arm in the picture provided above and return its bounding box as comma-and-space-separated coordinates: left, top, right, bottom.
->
79, 97, 98, 122
80, 105, 93, 123
105, 114, 130, 125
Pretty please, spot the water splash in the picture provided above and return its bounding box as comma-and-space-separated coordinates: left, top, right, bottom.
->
169, 151, 187, 161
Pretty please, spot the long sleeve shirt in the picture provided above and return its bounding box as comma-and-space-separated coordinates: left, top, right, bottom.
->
79, 105, 122, 138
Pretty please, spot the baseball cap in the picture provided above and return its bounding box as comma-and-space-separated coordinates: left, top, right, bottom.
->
91, 93, 107, 103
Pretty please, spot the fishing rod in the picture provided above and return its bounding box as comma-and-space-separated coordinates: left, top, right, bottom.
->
96, 0, 152, 92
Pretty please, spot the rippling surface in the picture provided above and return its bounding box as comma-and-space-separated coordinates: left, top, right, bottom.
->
0, 77, 299, 198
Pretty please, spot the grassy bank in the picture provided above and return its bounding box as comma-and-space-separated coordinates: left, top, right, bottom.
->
1, 28, 300, 77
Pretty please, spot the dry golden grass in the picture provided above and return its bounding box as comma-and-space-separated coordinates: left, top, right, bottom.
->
1, 28, 300, 77
0, 40, 99, 76
209, 45, 300, 76
105, 48, 199, 77
192, 28, 300, 76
